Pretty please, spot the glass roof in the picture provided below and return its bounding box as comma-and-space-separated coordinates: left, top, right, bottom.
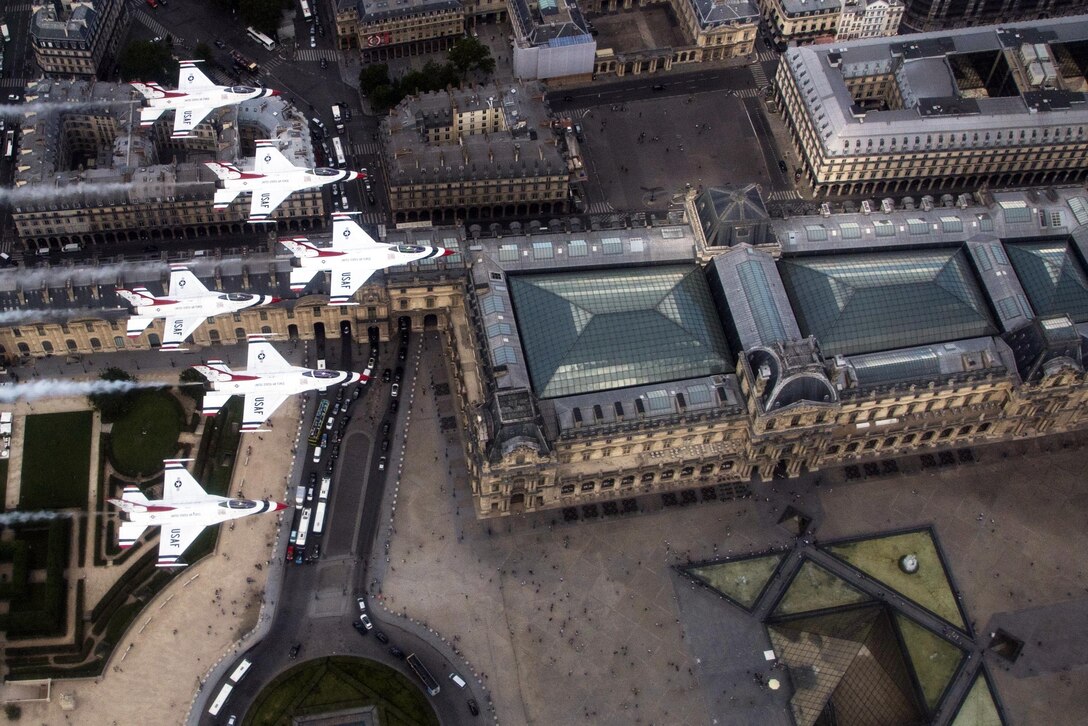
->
1006, 241, 1088, 322
951, 673, 1005, 726
778, 248, 999, 357
686, 553, 783, 610
773, 560, 870, 616
896, 613, 964, 710
507, 266, 733, 399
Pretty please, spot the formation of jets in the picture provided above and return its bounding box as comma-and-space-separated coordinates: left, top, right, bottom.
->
109, 459, 287, 567
192, 336, 365, 431
132, 61, 279, 138
116, 265, 279, 350
281, 213, 456, 305
206, 141, 362, 223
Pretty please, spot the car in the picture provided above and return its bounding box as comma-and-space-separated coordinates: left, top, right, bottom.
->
331, 444, 340, 458
368, 356, 376, 368
153, 36, 162, 43
357, 597, 367, 612
214, 39, 226, 49
309, 543, 320, 560
227, 716, 236, 726
374, 631, 389, 644
309, 472, 317, 486
381, 439, 389, 452
295, 550, 304, 564
381, 421, 391, 436
398, 347, 407, 362
394, 366, 404, 383
352, 386, 362, 400
310, 35, 316, 48
325, 460, 335, 475
390, 383, 399, 398
352, 620, 369, 636
389, 399, 399, 413
325, 416, 335, 430
342, 399, 352, 414
289, 643, 301, 659
378, 456, 387, 471
467, 699, 479, 716
319, 433, 328, 448
359, 613, 373, 630
450, 672, 467, 688
778, 159, 788, 173
320, 57, 328, 70
285, 544, 295, 561
382, 368, 391, 382
367, 192, 376, 205
651, 84, 665, 91
389, 646, 405, 658
332, 402, 341, 416
312, 447, 322, 463
306, 484, 315, 501
341, 194, 349, 208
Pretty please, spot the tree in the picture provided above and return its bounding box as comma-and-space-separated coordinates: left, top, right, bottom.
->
369, 84, 403, 112
447, 37, 495, 79
3, 704, 20, 721
87, 368, 139, 423
118, 41, 179, 85
193, 42, 214, 64
359, 63, 391, 95
239, 0, 285, 36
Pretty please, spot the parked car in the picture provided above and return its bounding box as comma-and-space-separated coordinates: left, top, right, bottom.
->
390, 383, 399, 398
375, 631, 389, 644
378, 456, 387, 471
359, 613, 373, 630
357, 597, 367, 612
389, 646, 405, 658
467, 699, 479, 716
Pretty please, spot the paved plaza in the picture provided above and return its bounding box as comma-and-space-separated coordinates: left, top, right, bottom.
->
378, 332, 1088, 725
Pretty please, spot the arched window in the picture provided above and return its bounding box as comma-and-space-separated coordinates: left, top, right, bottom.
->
17, 342, 30, 354
90, 338, 102, 351
209, 329, 221, 342
42, 341, 54, 354
66, 339, 78, 351
235, 328, 246, 341
114, 337, 125, 349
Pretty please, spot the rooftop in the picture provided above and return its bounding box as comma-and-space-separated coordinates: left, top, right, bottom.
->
1005, 240, 1088, 322
30, 0, 113, 44
778, 248, 1000, 357
337, 0, 461, 20
508, 0, 592, 46
508, 265, 734, 399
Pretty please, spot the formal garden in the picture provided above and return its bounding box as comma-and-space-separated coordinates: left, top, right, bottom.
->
1, 369, 245, 680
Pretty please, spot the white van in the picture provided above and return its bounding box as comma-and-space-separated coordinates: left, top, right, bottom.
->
228, 658, 252, 683
449, 672, 467, 688
61, 243, 82, 253
312, 446, 322, 463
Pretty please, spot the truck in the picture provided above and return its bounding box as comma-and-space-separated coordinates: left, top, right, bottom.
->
229, 50, 259, 75
0, 412, 11, 436
331, 104, 344, 133
1, 23, 10, 43
318, 476, 331, 501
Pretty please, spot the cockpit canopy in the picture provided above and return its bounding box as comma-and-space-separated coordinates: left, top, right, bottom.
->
313, 168, 339, 176
391, 245, 426, 254
303, 370, 341, 379
219, 499, 258, 509
218, 293, 255, 302
228, 86, 256, 94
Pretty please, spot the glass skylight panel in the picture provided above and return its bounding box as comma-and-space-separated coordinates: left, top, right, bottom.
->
532, 242, 554, 260
874, 220, 895, 237
907, 218, 928, 235
602, 237, 623, 255
976, 213, 994, 232
492, 345, 517, 366
486, 322, 512, 337
804, 224, 828, 241
568, 239, 588, 257
839, 222, 861, 240
1068, 197, 1088, 226
480, 294, 505, 315
940, 216, 963, 234
498, 244, 519, 262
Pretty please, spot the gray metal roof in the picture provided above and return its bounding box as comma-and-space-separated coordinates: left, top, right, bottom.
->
707, 246, 801, 351
687, 0, 759, 27
344, 0, 461, 22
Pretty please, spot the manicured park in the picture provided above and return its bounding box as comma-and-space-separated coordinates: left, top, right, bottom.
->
107, 390, 184, 477
246, 656, 438, 726
19, 411, 92, 510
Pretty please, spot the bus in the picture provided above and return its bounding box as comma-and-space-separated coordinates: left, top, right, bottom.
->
300, 0, 312, 22
331, 137, 346, 169
307, 399, 330, 446
246, 26, 276, 51
406, 653, 441, 696
318, 475, 331, 501
312, 501, 327, 536
230, 50, 259, 74
295, 506, 312, 550
228, 658, 253, 684
3, 130, 13, 159
208, 683, 233, 716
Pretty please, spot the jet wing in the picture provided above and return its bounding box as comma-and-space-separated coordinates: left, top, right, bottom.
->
247, 186, 292, 222
329, 215, 380, 251
161, 316, 204, 350
126, 316, 155, 337
254, 142, 297, 174
178, 62, 215, 92
156, 524, 205, 567
162, 462, 209, 504
167, 268, 210, 299
241, 392, 288, 431
328, 263, 378, 305
171, 106, 213, 138
247, 340, 291, 372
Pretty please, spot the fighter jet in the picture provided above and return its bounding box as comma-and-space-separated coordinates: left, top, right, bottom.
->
206, 140, 361, 223
131, 60, 279, 138
192, 336, 364, 431
109, 459, 288, 567
115, 265, 280, 351
280, 212, 456, 305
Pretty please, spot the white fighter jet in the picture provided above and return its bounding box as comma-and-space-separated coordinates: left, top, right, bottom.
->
280, 213, 457, 305
192, 336, 365, 431
109, 459, 288, 567
116, 265, 280, 351
206, 140, 362, 222
131, 60, 279, 138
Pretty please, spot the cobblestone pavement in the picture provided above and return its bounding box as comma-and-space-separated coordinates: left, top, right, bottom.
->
378, 332, 1088, 725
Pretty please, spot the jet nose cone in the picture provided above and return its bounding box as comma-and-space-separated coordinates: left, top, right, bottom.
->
346, 171, 362, 181
274, 501, 289, 511
269, 89, 282, 96
268, 297, 283, 304
347, 372, 363, 384
441, 248, 456, 257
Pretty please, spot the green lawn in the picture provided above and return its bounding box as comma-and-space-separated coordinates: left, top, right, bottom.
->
246, 656, 439, 726
0, 458, 8, 511
108, 390, 184, 477
20, 411, 93, 510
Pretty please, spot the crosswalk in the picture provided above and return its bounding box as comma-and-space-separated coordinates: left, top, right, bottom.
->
754, 50, 779, 63
358, 211, 386, 225
0, 78, 27, 88
294, 49, 339, 62
733, 88, 759, 99
750, 62, 769, 90
7, 4, 33, 12
586, 201, 614, 214
134, 11, 181, 45
349, 142, 382, 156
767, 190, 802, 201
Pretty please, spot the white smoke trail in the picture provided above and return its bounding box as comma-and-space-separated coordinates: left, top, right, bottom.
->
0, 510, 74, 525
4, 262, 169, 290
0, 308, 126, 324
0, 100, 138, 121
0, 182, 136, 206
0, 378, 171, 403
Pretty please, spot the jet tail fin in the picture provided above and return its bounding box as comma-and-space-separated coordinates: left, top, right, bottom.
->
205, 161, 243, 182
289, 267, 318, 293
116, 287, 155, 308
